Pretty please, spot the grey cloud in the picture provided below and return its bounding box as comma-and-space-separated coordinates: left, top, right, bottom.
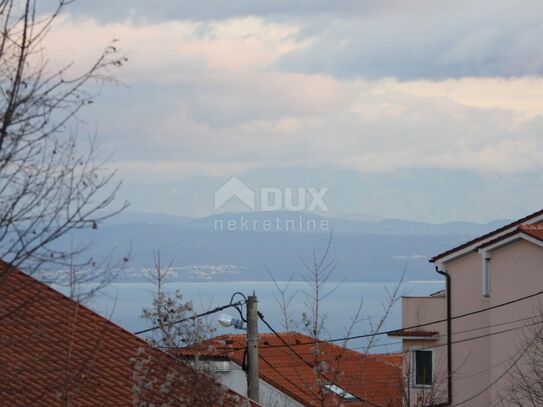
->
277, 2, 543, 79
56, 0, 543, 80
88, 75, 543, 176
59, 0, 386, 23
61, 0, 502, 24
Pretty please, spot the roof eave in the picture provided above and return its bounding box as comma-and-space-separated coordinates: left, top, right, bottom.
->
430, 210, 543, 265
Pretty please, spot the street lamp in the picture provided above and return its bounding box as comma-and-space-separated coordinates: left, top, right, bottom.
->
218, 313, 245, 330
219, 292, 260, 403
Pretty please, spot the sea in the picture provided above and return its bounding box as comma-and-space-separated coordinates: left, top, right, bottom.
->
74, 280, 444, 353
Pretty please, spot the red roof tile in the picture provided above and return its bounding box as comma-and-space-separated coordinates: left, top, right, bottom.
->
519, 224, 543, 241
474, 223, 543, 252
179, 332, 403, 407
0, 261, 254, 406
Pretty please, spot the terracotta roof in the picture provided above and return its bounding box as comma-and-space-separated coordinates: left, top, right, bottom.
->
179, 332, 403, 407
431, 208, 543, 262
519, 224, 543, 241
0, 261, 254, 407
387, 330, 439, 339
475, 223, 543, 251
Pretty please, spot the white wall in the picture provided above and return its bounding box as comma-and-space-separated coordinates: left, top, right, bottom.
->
210, 361, 304, 407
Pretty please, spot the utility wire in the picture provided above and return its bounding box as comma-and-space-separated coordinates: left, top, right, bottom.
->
137, 287, 543, 348
158, 291, 543, 406
177, 291, 543, 353
297, 288, 543, 349
258, 352, 319, 405
350, 314, 542, 352
252, 317, 543, 407
449, 324, 543, 406
403, 319, 543, 353
245, 318, 543, 370
273, 314, 540, 354
258, 311, 385, 407
134, 300, 245, 335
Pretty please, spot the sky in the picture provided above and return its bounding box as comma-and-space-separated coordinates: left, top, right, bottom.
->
44, 1, 543, 223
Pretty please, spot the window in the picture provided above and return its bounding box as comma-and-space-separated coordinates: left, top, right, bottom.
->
413, 350, 433, 386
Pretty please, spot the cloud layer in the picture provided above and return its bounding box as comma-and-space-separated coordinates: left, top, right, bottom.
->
39, 5, 543, 220
58, 1, 543, 79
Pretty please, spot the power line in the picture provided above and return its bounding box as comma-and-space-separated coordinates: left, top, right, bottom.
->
322, 288, 543, 347
258, 352, 319, 405
197, 313, 540, 376
160, 290, 543, 406
134, 300, 245, 335
206, 288, 543, 352
254, 318, 543, 370
351, 314, 542, 352
236, 318, 543, 407
408, 319, 542, 353
258, 311, 385, 407
449, 324, 543, 406
189, 313, 536, 354
256, 317, 543, 406
176, 289, 543, 353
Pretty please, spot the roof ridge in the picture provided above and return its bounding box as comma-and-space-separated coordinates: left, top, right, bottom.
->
0, 262, 156, 349
0, 261, 257, 406
519, 223, 543, 230
431, 208, 543, 262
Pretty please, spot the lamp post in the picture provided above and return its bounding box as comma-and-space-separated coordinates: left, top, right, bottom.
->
246, 295, 259, 402
219, 293, 259, 403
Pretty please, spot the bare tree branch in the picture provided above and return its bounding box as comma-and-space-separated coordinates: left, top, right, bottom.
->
0, 0, 128, 278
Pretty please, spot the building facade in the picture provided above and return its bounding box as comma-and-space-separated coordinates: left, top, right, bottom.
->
397, 209, 543, 406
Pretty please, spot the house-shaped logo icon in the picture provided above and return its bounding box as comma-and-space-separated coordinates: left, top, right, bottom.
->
214, 177, 255, 211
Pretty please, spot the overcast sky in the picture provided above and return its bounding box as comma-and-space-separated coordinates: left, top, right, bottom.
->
46, 1, 543, 222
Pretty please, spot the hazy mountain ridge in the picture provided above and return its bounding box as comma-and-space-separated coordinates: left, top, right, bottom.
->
61, 211, 507, 283
108, 211, 507, 235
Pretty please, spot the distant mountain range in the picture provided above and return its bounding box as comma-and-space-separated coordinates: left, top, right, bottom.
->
110, 210, 506, 235
59, 211, 508, 283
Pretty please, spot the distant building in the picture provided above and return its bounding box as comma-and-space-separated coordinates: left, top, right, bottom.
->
0, 260, 254, 406
179, 332, 403, 406
393, 209, 543, 406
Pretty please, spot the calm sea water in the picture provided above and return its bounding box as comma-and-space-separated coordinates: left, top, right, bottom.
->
81, 280, 444, 352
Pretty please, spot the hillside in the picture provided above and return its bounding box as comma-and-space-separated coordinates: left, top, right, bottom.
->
57, 211, 506, 282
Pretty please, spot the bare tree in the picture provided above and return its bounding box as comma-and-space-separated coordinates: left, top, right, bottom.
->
500, 312, 543, 407
134, 251, 228, 406
141, 251, 216, 348
267, 266, 299, 332
268, 234, 405, 406
0, 3, 132, 404
0, 0, 127, 277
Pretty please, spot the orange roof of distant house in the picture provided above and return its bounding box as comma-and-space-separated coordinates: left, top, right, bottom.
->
179, 332, 403, 407
0, 261, 255, 406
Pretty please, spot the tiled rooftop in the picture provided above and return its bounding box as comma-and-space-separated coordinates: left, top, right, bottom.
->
179, 332, 403, 406
0, 261, 254, 406
519, 223, 543, 241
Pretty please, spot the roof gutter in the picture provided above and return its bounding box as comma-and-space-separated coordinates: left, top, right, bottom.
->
431, 265, 452, 407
